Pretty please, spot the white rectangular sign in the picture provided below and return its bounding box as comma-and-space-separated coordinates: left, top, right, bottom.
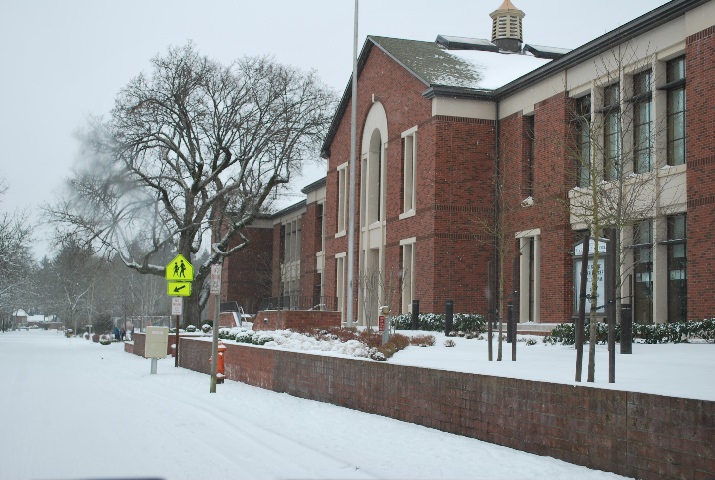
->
171, 297, 183, 316
210, 265, 222, 295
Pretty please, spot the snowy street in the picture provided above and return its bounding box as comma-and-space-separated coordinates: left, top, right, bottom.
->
0, 329, 628, 480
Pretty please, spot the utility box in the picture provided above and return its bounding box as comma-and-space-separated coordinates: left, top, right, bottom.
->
144, 326, 169, 359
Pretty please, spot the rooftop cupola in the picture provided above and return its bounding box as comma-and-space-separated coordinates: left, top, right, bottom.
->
490, 0, 525, 53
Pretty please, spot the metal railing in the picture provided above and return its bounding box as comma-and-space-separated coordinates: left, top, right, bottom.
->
258, 295, 338, 312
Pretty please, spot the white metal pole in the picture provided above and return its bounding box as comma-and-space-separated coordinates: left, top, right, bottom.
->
346, 0, 358, 327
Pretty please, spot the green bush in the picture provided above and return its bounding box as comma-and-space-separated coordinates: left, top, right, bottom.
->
392, 312, 486, 334
234, 331, 255, 343
543, 318, 715, 345
543, 322, 613, 345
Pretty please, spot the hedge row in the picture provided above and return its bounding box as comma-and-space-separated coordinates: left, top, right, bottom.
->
544, 318, 715, 345
391, 313, 486, 334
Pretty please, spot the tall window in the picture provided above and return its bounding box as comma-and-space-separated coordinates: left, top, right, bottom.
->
336, 255, 346, 315
316, 203, 325, 253
576, 95, 591, 187
402, 129, 417, 213
523, 115, 534, 197
666, 57, 686, 166
632, 70, 653, 174
632, 219, 653, 324
666, 214, 687, 322
284, 219, 301, 262
337, 165, 347, 233
603, 84, 621, 181
366, 130, 383, 224
401, 241, 415, 314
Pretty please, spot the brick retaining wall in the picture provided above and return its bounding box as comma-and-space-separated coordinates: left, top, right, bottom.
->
139, 336, 713, 480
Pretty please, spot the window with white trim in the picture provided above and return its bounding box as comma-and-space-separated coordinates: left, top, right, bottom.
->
402, 128, 417, 214
666, 57, 686, 166
632, 70, 653, 174
336, 165, 347, 234
400, 238, 416, 314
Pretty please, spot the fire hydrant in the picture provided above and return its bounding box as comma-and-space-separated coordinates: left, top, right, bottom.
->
210, 340, 227, 384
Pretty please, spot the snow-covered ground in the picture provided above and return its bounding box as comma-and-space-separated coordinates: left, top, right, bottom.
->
236, 325, 715, 401
3, 327, 713, 480
0, 329, 640, 480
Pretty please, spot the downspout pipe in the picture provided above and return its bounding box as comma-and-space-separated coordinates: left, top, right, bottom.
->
493, 101, 501, 324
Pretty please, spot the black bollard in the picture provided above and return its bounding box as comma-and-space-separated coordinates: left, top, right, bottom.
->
411, 300, 420, 330
507, 301, 514, 343
620, 304, 633, 354
445, 300, 454, 335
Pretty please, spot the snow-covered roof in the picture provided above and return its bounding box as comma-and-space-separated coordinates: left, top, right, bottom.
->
443, 46, 552, 90
28, 314, 57, 322
369, 35, 551, 91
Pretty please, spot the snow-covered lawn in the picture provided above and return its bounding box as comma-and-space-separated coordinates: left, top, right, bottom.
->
227, 325, 715, 401
0, 329, 638, 480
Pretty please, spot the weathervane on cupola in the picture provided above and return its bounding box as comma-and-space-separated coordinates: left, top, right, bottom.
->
436, 0, 569, 59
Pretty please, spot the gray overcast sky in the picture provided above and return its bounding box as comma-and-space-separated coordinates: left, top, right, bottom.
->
0, 0, 668, 258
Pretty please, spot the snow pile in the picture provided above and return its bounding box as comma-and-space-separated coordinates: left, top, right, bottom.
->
221, 327, 374, 358
268, 330, 373, 358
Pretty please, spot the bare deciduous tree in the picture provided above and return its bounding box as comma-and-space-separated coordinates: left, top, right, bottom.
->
46, 43, 336, 324
0, 178, 34, 330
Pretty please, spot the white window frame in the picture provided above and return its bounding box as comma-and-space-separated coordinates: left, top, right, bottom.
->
400, 126, 417, 218
400, 237, 416, 314
336, 163, 348, 237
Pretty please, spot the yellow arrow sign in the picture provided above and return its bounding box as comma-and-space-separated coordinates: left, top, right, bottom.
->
166, 254, 194, 281
168, 281, 191, 297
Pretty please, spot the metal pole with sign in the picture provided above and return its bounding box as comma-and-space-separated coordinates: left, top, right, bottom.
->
210, 264, 222, 393
165, 254, 194, 368
171, 298, 182, 368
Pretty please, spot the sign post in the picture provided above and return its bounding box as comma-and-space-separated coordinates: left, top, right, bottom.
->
166, 254, 194, 368
210, 264, 222, 393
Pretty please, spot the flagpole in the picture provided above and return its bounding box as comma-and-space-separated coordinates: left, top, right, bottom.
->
346, 0, 358, 327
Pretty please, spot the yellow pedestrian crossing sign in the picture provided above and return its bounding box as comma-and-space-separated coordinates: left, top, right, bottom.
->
165, 254, 194, 282
168, 281, 191, 297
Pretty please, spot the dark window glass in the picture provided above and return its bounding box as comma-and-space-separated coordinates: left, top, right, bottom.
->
633, 219, 653, 325
667, 57, 686, 166
667, 214, 687, 322
523, 115, 534, 196
633, 71, 652, 173
603, 84, 620, 181
576, 95, 591, 187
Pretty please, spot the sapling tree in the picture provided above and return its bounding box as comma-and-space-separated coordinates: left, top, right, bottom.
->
564, 44, 680, 382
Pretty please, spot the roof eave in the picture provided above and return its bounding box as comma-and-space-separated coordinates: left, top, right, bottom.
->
423, 85, 495, 101
494, 0, 710, 99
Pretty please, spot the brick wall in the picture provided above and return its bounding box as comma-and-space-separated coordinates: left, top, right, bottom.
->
686, 27, 715, 320
218, 224, 273, 314
500, 94, 575, 323
175, 338, 715, 480
324, 41, 497, 315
